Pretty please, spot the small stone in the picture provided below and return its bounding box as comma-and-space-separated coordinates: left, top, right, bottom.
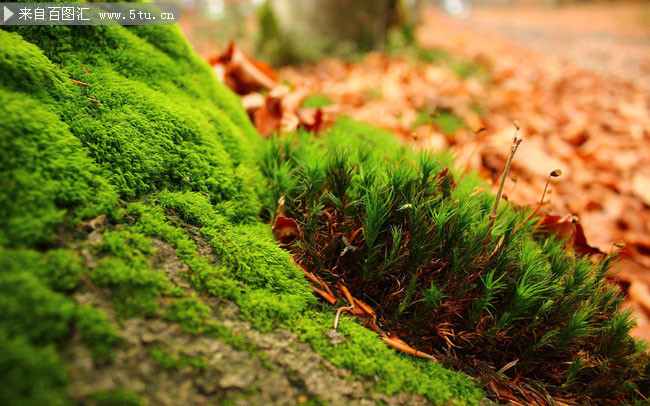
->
80, 248, 97, 269
140, 332, 157, 344
325, 330, 346, 346
87, 229, 103, 244
218, 372, 253, 390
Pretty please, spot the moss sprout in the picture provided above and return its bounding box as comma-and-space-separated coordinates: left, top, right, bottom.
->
258, 118, 650, 404
75, 304, 121, 361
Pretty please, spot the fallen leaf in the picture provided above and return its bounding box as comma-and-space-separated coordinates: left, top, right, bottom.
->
272, 215, 300, 246
632, 173, 650, 206
539, 213, 602, 256
209, 41, 277, 95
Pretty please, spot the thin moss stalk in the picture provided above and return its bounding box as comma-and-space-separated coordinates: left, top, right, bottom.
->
259, 118, 650, 405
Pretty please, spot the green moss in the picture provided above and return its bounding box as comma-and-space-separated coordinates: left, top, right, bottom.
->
1, 12, 261, 248
295, 312, 483, 402
0, 4, 271, 403
124, 179, 484, 404
149, 346, 206, 372
90, 257, 164, 317
42, 249, 85, 291
0, 248, 83, 292
301, 396, 328, 406
413, 109, 467, 136
163, 295, 212, 335
0, 86, 118, 247
75, 304, 121, 360
0, 268, 75, 345
0, 328, 68, 406
0, 247, 79, 404
91, 389, 141, 406
209, 324, 261, 356
0, 6, 493, 404
301, 94, 333, 109
90, 228, 174, 318
259, 119, 650, 403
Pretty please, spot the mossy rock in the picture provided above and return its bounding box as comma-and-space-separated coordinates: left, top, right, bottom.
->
0, 13, 261, 405
0, 10, 484, 406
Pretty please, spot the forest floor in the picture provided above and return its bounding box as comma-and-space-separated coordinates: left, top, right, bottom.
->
412, 6, 650, 338
196, 4, 650, 340
451, 3, 650, 89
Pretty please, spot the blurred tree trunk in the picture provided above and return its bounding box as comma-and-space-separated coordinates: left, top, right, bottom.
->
257, 0, 412, 65
269, 0, 394, 50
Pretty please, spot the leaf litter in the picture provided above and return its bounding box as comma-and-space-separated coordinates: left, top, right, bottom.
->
210, 10, 650, 342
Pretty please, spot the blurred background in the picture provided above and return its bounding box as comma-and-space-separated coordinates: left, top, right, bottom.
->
171, 0, 650, 86
166, 0, 650, 339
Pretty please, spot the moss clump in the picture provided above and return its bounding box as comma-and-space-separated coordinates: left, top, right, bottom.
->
295, 310, 483, 401
124, 190, 483, 404
1, 15, 260, 248
0, 329, 68, 406
0, 6, 264, 403
259, 118, 650, 404
91, 389, 141, 406
0, 266, 76, 345
163, 295, 212, 335
149, 346, 206, 372
91, 230, 173, 318
75, 304, 121, 360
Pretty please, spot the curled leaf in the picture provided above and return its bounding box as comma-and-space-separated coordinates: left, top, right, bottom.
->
272, 215, 300, 246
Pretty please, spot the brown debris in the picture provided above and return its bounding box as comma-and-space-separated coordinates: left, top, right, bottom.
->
209, 45, 334, 136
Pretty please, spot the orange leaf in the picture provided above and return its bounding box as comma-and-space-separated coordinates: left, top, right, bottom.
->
272, 215, 300, 246
209, 42, 277, 95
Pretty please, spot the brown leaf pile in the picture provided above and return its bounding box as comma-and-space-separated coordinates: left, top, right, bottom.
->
210, 42, 333, 136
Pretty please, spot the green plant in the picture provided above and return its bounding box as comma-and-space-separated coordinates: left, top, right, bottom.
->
126, 190, 483, 404
91, 389, 141, 406
1, 7, 259, 403
75, 304, 121, 360
301, 94, 333, 109
149, 346, 206, 371
163, 295, 211, 335
259, 118, 650, 404
412, 109, 466, 136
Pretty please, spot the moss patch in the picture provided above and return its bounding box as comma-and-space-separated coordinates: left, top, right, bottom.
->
149, 346, 207, 372
0, 9, 260, 404
123, 182, 484, 405
412, 108, 467, 136
91, 389, 141, 406
75, 304, 121, 361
